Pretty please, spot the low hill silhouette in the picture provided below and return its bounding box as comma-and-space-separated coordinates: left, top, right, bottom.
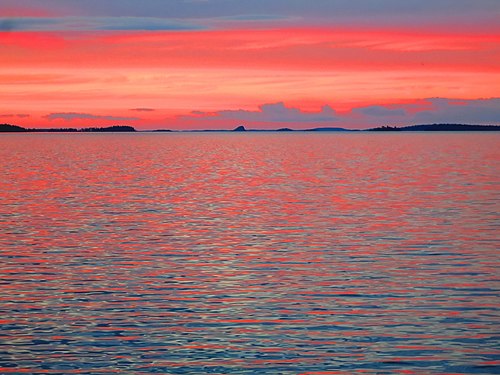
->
368, 123, 500, 131
80, 126, 136, 132
304, 127, 352, 132
0, 124, 27, 132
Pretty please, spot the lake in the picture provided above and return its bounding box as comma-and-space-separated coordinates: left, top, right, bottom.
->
0, 132, 499, 374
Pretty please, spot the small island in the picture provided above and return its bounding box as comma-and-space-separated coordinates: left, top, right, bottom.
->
0, 124, 136, 132
367, 123, 500, 131
80, 126, 136, 132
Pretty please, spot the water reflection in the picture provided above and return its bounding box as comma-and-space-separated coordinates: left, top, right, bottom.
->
0, 132, 499, 374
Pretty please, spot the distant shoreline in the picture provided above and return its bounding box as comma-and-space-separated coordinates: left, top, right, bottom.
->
0, 125, 137, 133
1, 123, 499, 133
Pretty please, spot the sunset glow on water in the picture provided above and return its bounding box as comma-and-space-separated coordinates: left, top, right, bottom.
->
1, 132, 499, 374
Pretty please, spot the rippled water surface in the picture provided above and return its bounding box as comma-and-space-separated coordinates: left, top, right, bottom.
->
1, 132, 499, 374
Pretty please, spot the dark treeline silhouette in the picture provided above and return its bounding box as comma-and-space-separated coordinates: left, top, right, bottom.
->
369, 125, 402, 131
0, 124, 136, 132
1, 124, 28, 132
30, 128, 78, 132
80, 125, 136, 132
368, 123, 500, 131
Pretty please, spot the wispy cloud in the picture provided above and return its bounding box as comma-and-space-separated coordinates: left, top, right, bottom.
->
0, 113, 30, 118
44, 112, 139, 121
411, 98, 500, 124
350, 98, 500, 126
186, 102, 338, 124
178, 98, 500, 129
1, 0, 498, 31
353, 106, 406, 117
0, 16, 205, 31
130, 108, 155, 112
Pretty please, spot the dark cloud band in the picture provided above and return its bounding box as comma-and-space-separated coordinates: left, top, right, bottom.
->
44, 112, 139, 121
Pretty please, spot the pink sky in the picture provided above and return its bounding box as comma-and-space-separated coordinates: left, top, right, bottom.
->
0, 1, 499, 129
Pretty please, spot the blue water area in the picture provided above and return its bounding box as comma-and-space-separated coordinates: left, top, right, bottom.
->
0, 132, 499, 374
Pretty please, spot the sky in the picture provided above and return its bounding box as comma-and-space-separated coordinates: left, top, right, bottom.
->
0, 0, 499, 129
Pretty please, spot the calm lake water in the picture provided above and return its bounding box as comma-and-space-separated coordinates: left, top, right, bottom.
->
0, 132, 499, 374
